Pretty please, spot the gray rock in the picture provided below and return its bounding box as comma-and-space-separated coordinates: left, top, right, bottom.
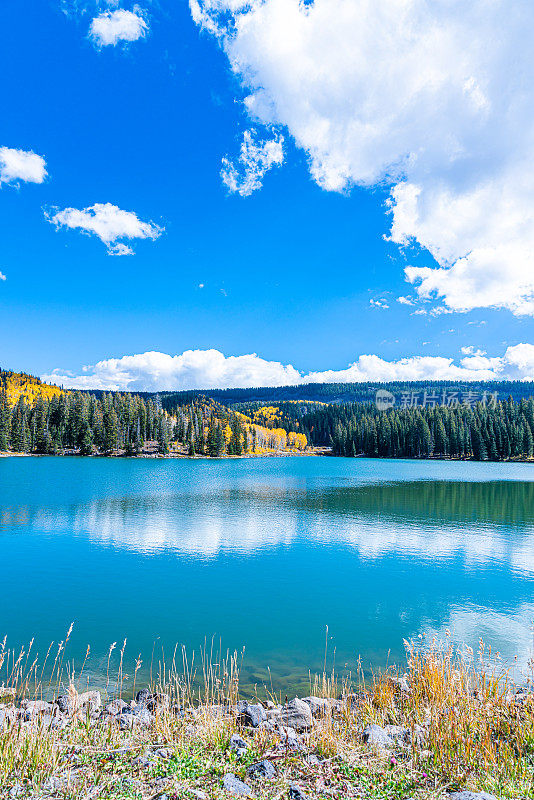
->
305, 754, 320, 766
39, 713, 58, 728
138, 707, 154, 725
509, 689, 533, 706
130, 703, 152, 717
118, 708, 153, 729
53, 690, 100, 715
136, 688, 151, 705
105, 699, 128, 716
301, 696, 330, 717
8, 783, 23, 798
246, 760, 276, 780
22, 699, 55, 720
281, 698, 313, 732
206, 703, 228, 720
449, 794, 499, 800
362, 723, 394, 748
276, 725, 306, 751
190, 792, 208, 800
21, 699, 51, 712
383, 724, 411, 746
223, 773, 252, 796
258, 717, 277, 732
229, 733, 249, 758
77, 690, 101, 713
118, 712, 136, 730
237, 701, 267, 728
0, 706, 16, 727
50, 714, 69, 730
55, 694, 71, 714
288, 786, 308, 800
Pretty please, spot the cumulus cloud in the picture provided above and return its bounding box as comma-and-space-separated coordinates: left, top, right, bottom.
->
42, 343, 534, 391
0, 272, 6, 281
191, 0, 534, 316
89, 8, 148, 47
369, 299, 389, 310
0, 146, 47, 186
43, 350, 302, 391
221, 129, 284, 196
45, 202, 163, 255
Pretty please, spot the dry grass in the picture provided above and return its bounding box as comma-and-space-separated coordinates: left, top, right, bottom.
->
0, 634, 533, 799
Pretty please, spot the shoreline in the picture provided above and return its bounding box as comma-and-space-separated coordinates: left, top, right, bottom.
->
2, 448, 534, 463
0, 644, 530, 800
0, 449, 327, 460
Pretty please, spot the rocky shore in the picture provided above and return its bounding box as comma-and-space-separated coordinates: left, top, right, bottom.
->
1, 673, 531, 800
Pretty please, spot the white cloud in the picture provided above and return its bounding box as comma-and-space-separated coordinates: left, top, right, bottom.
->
397, 296, 414, 306
191, 0, 534, 316
89, 8, 148, 47
461, 346, 486, 357
0, 146, 47, 186
43, 342, 534, 391
43, 349, 302, 391
45, 202, 163, 255
369, 299, 389, 310
221, 129, 284, 196
0, 272, 6, 281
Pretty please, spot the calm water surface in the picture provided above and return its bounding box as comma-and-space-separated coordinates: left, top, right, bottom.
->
1, 456, 533, 692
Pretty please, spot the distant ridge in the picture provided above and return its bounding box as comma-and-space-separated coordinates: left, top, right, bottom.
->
158, 379, 534, 407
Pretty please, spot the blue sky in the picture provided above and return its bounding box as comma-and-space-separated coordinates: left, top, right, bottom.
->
2, 0, 534, 390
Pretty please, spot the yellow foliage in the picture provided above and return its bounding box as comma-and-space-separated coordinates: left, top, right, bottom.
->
2, 371, 63, 407
253, 406, 281, 425
287, 431, 307, 450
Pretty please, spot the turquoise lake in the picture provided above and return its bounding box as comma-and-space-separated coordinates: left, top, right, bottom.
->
1, 456, 533, 694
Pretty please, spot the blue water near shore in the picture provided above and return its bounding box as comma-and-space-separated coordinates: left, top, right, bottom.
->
1, 456, 533, 692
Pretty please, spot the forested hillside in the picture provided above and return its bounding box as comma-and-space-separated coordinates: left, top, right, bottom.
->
160, 379, 534, 406
287, 397, 534, 460
0, 368, 63, 405
0, 385, 307, 457
2, 367, 533, 460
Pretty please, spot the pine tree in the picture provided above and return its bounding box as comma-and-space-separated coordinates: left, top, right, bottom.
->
0, 390, 11, 451
34, 396, 52, 453
157, 417, 170, 454
79, 423, 93, 455
103, 408, 119, 453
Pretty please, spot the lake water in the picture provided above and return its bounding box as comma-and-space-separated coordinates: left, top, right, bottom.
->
1, 456, 533, 694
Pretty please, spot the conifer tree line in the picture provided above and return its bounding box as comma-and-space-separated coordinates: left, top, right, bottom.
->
292, 397, 534, 460
0, 389, 301, 456
0, 390, 176, 455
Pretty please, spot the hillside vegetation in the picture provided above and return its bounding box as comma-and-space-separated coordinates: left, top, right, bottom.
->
160, 379, 534, 406
0, 379, 307, 457
0, 369, 63, 406
2, 367, 534, 460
